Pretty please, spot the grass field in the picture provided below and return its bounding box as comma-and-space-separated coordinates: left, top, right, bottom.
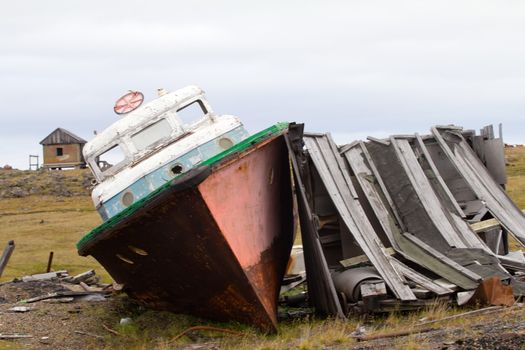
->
0, 146, 524, 349
506, 146, 525, 208
0, 195, 106, 281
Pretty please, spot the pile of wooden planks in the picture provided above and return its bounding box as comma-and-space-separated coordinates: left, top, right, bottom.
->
287, 124, 525, 315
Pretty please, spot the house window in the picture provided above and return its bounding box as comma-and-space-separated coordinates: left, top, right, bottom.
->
56, 147, 63, 156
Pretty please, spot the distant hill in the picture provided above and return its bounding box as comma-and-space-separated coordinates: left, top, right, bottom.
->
0, 168, 94, 198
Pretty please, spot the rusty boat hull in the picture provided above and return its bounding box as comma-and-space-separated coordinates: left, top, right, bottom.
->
77, 124, 295, 332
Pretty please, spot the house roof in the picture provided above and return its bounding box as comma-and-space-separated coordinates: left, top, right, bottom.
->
40, 128, 87, 145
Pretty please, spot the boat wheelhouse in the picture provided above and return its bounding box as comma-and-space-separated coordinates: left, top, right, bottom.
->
83, 86, 249, 220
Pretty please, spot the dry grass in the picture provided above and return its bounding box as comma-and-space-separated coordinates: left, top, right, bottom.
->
506, 146, 525, 208
0, 195, 107, 282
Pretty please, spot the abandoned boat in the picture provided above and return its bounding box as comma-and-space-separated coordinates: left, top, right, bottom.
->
77, 86, 297, 332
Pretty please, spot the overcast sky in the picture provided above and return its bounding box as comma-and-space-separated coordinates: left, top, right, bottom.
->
1, 1, 525, 169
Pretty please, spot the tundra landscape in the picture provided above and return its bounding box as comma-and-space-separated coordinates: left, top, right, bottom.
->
0, 145, 524, 350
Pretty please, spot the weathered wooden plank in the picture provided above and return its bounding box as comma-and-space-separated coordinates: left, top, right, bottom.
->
391, 138, 466, 248
394, 235, 478, 290
403, 233, 482, 282
304, 135, 416, 301
326, 134, 359, 199
497, 253, 525, 271
0, 334, 33, 339
284, 132, 345, 318
343, 144, 400, 249
431, 126, 525, 246
357, 142, 407, 232
340, 248, 396, 268
448, 213, 491, 251
484, 138, 507, 185
413, 133, 466, 218
338, 140, 361, 154
390, 258, 454, 296
470, 210, 525, 232
366, 136, 390, 146
397, 136, 489, 251
342, 141, 482, 288
413, 134, 490, 251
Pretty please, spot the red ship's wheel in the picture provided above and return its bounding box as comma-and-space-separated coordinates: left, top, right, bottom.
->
114, 91, 144, 115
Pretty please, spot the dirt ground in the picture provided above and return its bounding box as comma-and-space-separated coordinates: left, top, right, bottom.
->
0, 280, 108, 350
353, 311, 525, 350
2, 278, 525, 350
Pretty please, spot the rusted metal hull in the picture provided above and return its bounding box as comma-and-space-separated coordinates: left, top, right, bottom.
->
78, 134, 294, 332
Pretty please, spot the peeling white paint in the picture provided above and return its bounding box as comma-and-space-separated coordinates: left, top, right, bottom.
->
84, 85, 244, 209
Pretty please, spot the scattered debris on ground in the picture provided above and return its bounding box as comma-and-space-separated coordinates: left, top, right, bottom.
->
289, 124, 525, 318
0, 269, 114, 349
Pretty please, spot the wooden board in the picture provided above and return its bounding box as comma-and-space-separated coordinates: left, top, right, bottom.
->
284, 131, 345, 318
431, 127, 525, 246
304, 134, 416, 301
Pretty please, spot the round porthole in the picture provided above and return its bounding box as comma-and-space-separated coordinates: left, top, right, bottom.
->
171, 163, 184, 175
121, 191, 134, 207
218, 137, 234, 150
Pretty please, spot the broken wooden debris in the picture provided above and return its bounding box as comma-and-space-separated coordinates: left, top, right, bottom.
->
0, 333, 33, 340
354, 326, 436, 342
21, 271, 68, 282
284, 131, 345, 318
102, 324, 120, 336
339, 248, 396, 268
20, 290, 108, 304
0, 269, 112, 307
63, 269, 96, 284
470, 209, 525, 233
74, 330, 104, 340
304, 134, 415, 301
80, 281, 96, 292
291, 123, 525, 316
7, 306, 31, 313
44, 297, 75, 304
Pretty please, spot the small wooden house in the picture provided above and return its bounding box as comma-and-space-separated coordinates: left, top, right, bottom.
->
40, 128, 87, 169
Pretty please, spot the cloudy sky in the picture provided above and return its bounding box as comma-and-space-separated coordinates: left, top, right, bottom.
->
1, 1, 525, 169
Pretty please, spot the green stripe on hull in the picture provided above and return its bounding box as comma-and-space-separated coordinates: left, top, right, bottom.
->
76, 122, 289, 250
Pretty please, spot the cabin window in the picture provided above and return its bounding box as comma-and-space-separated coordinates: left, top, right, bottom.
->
131, 118, 172, 152
56, 147, 63, 156
98, 144, 126, 171
176, 100, 207, 124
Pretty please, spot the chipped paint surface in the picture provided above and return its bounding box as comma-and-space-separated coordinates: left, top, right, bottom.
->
83, 85, 248, 219
98, 126, 249, 219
